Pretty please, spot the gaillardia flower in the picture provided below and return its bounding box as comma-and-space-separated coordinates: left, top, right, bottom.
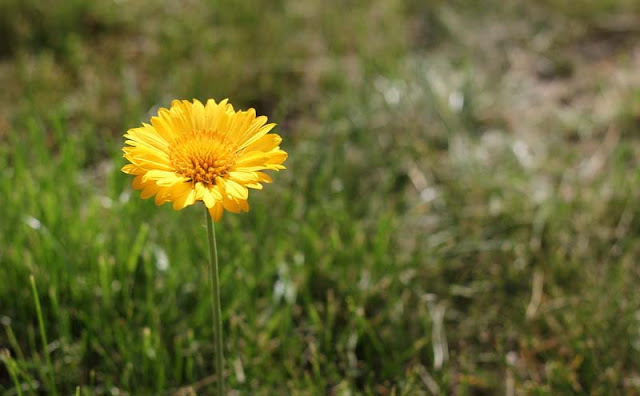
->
122, 99, 287, 221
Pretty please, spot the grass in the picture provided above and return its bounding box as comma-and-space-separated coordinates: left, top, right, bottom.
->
1, 0, 640, 394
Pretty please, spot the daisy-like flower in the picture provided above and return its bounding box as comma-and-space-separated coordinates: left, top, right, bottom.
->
122, 99, 287, 221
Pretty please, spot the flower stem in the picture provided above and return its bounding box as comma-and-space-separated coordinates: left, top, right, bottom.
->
205, 208, 224, 395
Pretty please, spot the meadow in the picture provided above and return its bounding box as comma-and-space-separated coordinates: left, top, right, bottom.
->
1, 0, 640, 394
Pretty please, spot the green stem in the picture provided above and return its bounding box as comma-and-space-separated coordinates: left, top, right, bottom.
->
205, 208, 224, 395
29, 275, 57, 396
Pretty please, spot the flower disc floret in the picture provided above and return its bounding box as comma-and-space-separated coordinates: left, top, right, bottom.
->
168, 131, 238, 185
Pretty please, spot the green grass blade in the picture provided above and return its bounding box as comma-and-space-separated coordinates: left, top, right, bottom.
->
29, 275, 57, 396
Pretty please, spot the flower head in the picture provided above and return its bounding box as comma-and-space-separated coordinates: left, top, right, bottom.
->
122, 99, 287, 221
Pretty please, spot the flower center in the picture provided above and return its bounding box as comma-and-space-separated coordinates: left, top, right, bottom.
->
169, 130, 237, 185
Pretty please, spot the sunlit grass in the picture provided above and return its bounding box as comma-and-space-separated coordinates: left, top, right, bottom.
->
1, 0, 640, 394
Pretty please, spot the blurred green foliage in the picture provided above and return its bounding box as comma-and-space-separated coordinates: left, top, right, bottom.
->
1, 0, 640, 394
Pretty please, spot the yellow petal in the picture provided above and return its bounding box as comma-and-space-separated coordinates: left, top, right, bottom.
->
228, 171, 259, 183
171, 183, 197, 210
125, 125, 170, 152
129, 158, 174, 172
222, 197, 243, 213
201, 183, 222, 201
243, 133, 282, 153
150, 110, 178, 142
196, 182, 217, 208
132, 175, 146, 190
208, 203, 224, 222
264, 150, 288, 167
204, 99, 219, 130
141, 184, 160, 199
122, 164, 143, 175
223, 178, 249, 200
257, 172, 273, 183
234, 151, 268, 168
191, 99, 206, 131
156, 176, 189, 187
228, 109, 256, 141
213, 100, 232, 136
142, 170, 178, 183
154, 187, 172, 205
238, 122, 276, 149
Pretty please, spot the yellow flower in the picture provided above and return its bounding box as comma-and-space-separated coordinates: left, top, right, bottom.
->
122, 99, 287, 221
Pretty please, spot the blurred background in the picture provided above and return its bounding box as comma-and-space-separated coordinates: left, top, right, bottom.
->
1, 0, 640, 394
